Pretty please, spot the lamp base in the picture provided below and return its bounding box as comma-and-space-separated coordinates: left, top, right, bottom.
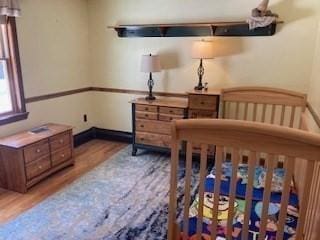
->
145, 96, 156, 101
194, 85, 204, 91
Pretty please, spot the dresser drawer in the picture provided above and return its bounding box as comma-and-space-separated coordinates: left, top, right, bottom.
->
24, 140, 50, 164
189, 110, 218, 119
26, 155, 51, 180
136, 104, 158, 113
189, 95, 218, 110
159, 107, 184, 116
136, 132, 171, 148
159, 114, 184, 122
50, 132, 71, 152
51, 146, 72, 167
136, 111, 158, 120
136, 119, 171, 135
192, 143, 216, 156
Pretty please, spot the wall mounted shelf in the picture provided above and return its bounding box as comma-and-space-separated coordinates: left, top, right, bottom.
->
108, 21, 283, 38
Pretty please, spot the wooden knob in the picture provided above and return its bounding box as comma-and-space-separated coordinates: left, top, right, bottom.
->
59, 139, 64, 144
140, 125, 144, 128
200, 101, 205, 105
38, 165, 42, 169
169, 110, 173, 113
61, 154, 65, 158
141, 138, 144, 141
170, 117, 173, 121
145, 107, 148, 111
145, 114, 149, 117
36, 149, 41, 153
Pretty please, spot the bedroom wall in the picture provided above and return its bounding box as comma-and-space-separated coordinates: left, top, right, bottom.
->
307, 17, 320, 133
88, 0, 320, 132
0, 0, 94, 138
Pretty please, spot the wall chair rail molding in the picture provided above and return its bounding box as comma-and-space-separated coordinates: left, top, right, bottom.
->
108, 21, 284, 38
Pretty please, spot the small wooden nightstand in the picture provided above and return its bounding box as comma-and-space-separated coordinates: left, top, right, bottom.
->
187, 90, 221, 155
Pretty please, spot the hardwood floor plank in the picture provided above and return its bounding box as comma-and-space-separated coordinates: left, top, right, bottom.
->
0, 140, 127, 224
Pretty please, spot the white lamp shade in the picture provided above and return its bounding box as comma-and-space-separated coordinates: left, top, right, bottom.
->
192, 40, 214, 59
141, 54, 162, 73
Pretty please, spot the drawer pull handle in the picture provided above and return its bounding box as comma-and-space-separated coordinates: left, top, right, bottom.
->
170, 118, 173, 121
145, 114, 149, 117
38, 165, 43, 169
140, 125, 144, 128
61, 154, 65, 158
140, 138, 144, 141
59, 139, 64, 144
169, 110, 174, 113
145, 108, 149, 111
36, 149, 41, 153
200, 101, 205, 105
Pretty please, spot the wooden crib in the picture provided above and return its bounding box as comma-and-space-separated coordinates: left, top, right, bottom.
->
168, 87, 320, 240
168, 119, 320, 240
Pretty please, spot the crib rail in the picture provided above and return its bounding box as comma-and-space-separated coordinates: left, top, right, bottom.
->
221, 87, 307, 128
168, 119, 320, 240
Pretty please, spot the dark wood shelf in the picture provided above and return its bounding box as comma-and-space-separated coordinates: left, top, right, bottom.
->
108, 21, 283, 38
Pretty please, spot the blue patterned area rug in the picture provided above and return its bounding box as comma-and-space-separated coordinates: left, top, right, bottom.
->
0, 146, 200, 240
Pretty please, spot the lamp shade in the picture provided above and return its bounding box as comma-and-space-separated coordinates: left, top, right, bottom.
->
192, 40, 214, 59
141, 54, 161, 73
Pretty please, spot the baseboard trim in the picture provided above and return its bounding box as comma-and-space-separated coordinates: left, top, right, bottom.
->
73, 127, 132, 147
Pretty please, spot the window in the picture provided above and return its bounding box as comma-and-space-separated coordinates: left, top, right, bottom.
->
0, 17, 27, 125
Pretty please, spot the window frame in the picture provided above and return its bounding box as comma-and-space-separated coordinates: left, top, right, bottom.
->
0, 17, 28, 126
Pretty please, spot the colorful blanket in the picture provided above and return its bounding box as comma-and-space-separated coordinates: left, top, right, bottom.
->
181, 162, 299, 240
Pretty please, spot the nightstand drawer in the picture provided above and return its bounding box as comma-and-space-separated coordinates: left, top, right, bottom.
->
50, 132, 71, 152
136, 104, 158, 113
51, 147, 72, 167
159, 107, 184, 116
189, 95, 217, 110
159, 114, 184, 122
136, 111, 158, 120
26, 155, 51, 180
189, 110, 218, 119
136, 119, 171, 135
136, 132, 171, 148
24, 140, 50, 164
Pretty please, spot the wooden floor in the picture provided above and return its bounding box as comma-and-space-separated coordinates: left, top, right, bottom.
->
0, 139, 128, 225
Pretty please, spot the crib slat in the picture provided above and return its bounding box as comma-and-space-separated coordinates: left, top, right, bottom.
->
280, 105, 285, 126
261, 104, 267, 122
241, 151, 256, 240
290, 106, 296, 128
271, 104, 276, 124
222, 101, 227, 119
244, 103, 249, 120
305, 163, 320, 239
235, 102, 240, 120
258, 154, 276, 240
210, 146, 223, 240
276, 157, 295, 240
253, 103, 258, 121
296, 160, 315, 239
168, 137, 180, 240
226, 148, 240, 240
196, 144, 208, 239
183, 142, 193, 239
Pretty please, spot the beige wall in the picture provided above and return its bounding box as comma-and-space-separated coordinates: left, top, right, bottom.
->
0, 0, 94, 137
1, 0, 320, 137
88, 0, 320, 132
308, 16, 320, 133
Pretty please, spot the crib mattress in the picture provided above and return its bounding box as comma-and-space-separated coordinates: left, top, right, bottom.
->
180, 163, 299, 240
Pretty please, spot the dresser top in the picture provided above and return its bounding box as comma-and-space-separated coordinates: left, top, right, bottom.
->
131, 97, 188, 108
0, 123, 73, 149
187, 89, 221, 96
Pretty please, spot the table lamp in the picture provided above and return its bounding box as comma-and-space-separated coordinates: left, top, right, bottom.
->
192, 40, 214, 90
141, 54, 161, 100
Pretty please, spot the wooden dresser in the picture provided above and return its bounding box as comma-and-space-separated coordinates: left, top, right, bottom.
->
0, 123, 74, 193
131, 97, 188, 156
131, 91, 220, 156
